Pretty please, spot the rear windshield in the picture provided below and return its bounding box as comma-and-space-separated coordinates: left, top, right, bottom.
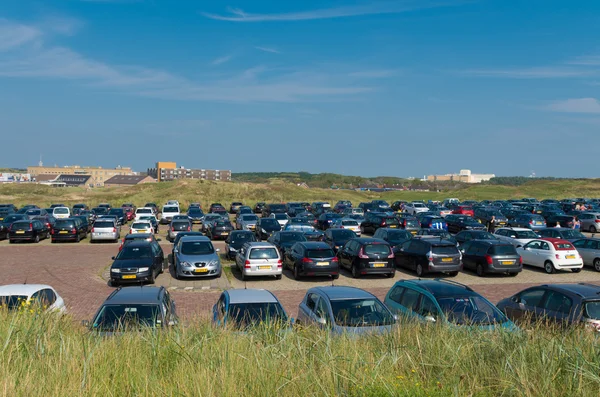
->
242, 215, 258, 221
432, 245, 459, 255
515, 230, 538, 239
342, 220, 358, 226
137, 209, 152, 214
163, 207, 179, 213
94, 221, 114, 228
269, 204, 286, 211
26, 209, 42, 215
54, 208, 69, 214
404, 220, 420, 228
553, 242, 574, 250
109, 209, 124, 215
384, 217, 399, 225
131, 222, 151, 229
364, 244, 391, 255
55, 220, 74, 228
274, 214, 288, 220
280, 233, 306, 242
489, 245, 517, 255
249, 248, 279, 259
306, 249, 335, 258
172, 222, 190, 229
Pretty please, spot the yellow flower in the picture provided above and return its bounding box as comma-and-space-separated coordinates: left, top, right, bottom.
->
415, 383, 420, 387
411, 369, 416, 373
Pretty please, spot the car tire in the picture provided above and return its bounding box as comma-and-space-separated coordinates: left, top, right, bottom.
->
75, 234, 80, 243
386, 271, 395, 278
416, 263, 424, 277
476, 264, 485, 277
332, 274, 339, 280
360, 225, 365, 235
544, 261, 555, 274
594, 258, 600, 272
448, 271, 459, 277
148, 270, 156, 284
351, 263, 360, 278
590, 225, 597, 233
275, 274, 282, 280
572, 268, 582, 273
508, 272, 518, 277
293, 265, 300, 280
9, 239, 14, 244
34, 235, 40, 243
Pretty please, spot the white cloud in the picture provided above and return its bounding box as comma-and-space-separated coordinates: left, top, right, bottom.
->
211, 55, 233, 65
545, 98, 600, 114
0, 19, 42, 51
463, 67, 597, 78
567, 55, 600, 66
255, 46, 280, 54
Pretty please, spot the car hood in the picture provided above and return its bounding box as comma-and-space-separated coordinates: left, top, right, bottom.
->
111, 258, 153, 268
177, 252, 219, 263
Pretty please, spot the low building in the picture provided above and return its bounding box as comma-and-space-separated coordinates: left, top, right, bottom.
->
28, 164, 134, 187
36, 174, 91, 187
426, 169, 495, 184
104, 175, 156, 187
147, 162, 231, 182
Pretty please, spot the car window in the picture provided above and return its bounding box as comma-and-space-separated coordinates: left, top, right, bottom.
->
519, 289, 546, 308
418, 295, 438, 318
586, 240, 599, 250
249, 248, 279, 259
306, 293, 319, 312
572, 239, 587, 248
525, 241, 541, 250
399, 288, 420, 311
543, 291, 573, 314
315, 298, 329, 321
539, 242, 550, 251
388, 286, 404, 304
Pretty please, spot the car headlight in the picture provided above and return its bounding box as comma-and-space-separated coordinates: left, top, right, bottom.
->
262, 228, 267, 233
138, 267, 149, 272
180, 261, 191, 267
207, 260, 219, 267
110, 268, 121, 273
229, 247, 237, 252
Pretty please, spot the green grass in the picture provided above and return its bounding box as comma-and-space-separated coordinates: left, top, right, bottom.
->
2, 178, 600, 209
2, 311, 600, 396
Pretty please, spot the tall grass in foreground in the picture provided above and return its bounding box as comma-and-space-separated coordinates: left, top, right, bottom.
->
1, 312, 600, 396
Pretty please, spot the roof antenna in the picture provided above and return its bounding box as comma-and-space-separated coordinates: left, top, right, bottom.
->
24, 276, 28, 285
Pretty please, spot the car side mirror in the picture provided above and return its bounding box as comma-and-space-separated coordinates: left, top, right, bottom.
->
111, 256, 115, 260
173, 248, 178, 253
81, 320, 90, 327
316, 317, 327, 325
215, 248, 220, 252
424, 315, 436, 323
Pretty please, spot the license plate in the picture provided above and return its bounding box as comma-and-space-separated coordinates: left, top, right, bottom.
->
259, 266, 271, 270
221, 232, 229, 236
389, 225, 397, 228
442, 258, 453, 262
373, 263, 386, 268
59, 231, 68, 234
566, 255, 576, 259
535, 222, 542, 225
122, 275, 136, 279
16, 231, 25, 234
501, 260, 514, 265
498, 222, 506, 225
316, 262, 329, 266
194, 268, 208, 273
136, 229, 145, 233
411, 231, 417, 235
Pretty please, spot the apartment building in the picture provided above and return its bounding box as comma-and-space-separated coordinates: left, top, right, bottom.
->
147, 162, 231, 182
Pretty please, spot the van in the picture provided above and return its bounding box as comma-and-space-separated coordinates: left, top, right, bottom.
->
160, 205, 180, 224
52, 206, 70, 219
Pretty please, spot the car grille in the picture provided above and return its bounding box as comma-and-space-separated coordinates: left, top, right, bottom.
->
122, 268, 138, 273
194, 262, 207, 268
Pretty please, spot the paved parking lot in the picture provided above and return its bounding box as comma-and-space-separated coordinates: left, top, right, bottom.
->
3, 223, 600, 321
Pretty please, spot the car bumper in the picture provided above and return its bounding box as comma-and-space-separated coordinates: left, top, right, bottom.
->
211, 231, 231, 239
426, 262, 463, 273
298, 263, 339, 277
177, 264, 221, 277
91, 232, 118, 240
9, 233, 36, 241
110, 271, 152, 283
358, 260, 395, 275
52, 234, 79, 241
243, 268, 282, 277
487, 263, 522, 273
555, 260, 584, 269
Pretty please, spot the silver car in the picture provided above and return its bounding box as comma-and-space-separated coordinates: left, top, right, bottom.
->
173, 236, 222, 278
201, 214, 222, 233
572, 238, 600, 271
577, 212, 600, 233
236, 214, 259, 231
235, 242, 282, 281
90, 219, 120, 243
168, 219, 192, 242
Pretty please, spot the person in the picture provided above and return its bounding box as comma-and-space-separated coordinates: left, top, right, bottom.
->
555, 222, 562, 228
573, 217, 581, 230
487, 216, 496, 233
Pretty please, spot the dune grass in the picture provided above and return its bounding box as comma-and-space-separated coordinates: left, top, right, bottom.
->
1, 310, 600, 396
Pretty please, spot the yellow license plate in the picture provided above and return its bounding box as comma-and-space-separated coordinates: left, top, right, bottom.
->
249, 226, 255, 229
122, 275, 136, 279
259, 266, 271, 270
221, 232, 229, 236
59, 231, 68, 234
566, 255, 575, 259
136, 229, 145, 233
411, 231, 417, 235
389, 225, 397, 228
194, 268, 208, 273
442, 258, 453, 262
316, 262, 329, 266
501, 260, 514, 265
0, 218, 3, 221
16, 231, 25, 234
373, 263, 386, 268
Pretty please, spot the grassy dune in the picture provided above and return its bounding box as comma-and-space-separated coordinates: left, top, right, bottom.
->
1, 311, 600, 396
1, 178, 600, 209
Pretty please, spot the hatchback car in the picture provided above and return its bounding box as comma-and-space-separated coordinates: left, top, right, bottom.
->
509, 213, 547, 230
108, 208, 127, 226
85, 287, 177, 333
329, 218, 361, 236
254, 218, 282, 241
282, 223, 324, 241
129, 220, 154, 235
135, 207, 154, 221
360, 212, 400, 234
201, 214, 223, 233
297, 286, 396, 334
206, 219, 234, 240
284, 242, 339, 279
517, 238, 583, 274
212, 289, 289, 328
337, 238, 395, 278
494, 227, 540, 247
90, 218, 120, 243
167, 219, 192, 242
52, 206, 70, 220
577, 212, 600, 233
537, 227, 585, 242
160, 205, 180, 224
51, 218, 87, 243
445, 215, 485, 234
119, 233, 158, 251
267, 231, 307, 255
225, 230, 257, 260
454, 230, 497, 247
109, 240, 165, 285
384, 279, 515, 330
394, 237, 461, 277
8, 220, 50, 243
229, 202, 244, 214
571, 238, 600, 271
372, 228, 413, 248
324, 228, 359, 252
235, 242, 283, 280
173, 236, 221, 278
0, 284, 65, 313
460, 240, 522, 277
236, 214, 259, 231
316, 212, 343, 231
452, 205, 474, 217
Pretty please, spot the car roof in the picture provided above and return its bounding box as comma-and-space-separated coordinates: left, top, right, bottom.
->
397, 279, 477, 297
498, 227, 531, 231
179, 235, 210, 242
543, 283, 600, 299
0, 284, 54, 296
124, 233, 152, 239
246, 242, 277, 248
311, 286, 375, 300
540, 237, 570, 243
352, 237, 389, 244
472, 239, 511, 246
104, 287, 164, 304
297, 241, 330, 248
226, 289, 278, 304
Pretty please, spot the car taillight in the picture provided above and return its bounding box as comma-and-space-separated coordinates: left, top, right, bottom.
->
485, 255, 493, 265
244, 260, 251, 268
302, 257, 313, 263
403, 220, 407, 227
358, 248, 369, 259
519, 256, 523, 265
277, 259, 282, 268
187, 226, 191, 231
595, 219, 600, 223
71, 228, 77, 234
529, 220, 533, 224
332, 257, 338, 262
380, 221, 386, 227
555, 254, 560, 259
113, 227, 116, 233
171, 227, 175, 231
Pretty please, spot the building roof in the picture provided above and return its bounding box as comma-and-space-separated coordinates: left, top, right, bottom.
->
227, 289, 278, 304
34, 174, 59, 182
104, 175, 154, 185
56, 174, 92, 185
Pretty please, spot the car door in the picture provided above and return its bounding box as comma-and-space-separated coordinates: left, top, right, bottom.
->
298, 292, 320, 325
394, 240, 411, 268
314, 297, 332, 329
572, 239, 591, 265
461, 241, 476, 270
520, 240, 542, 267
504, 288, 547, 321
541, 290, 574, 325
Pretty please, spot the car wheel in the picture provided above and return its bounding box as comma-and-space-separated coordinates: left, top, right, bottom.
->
360, 225, 365, 235
351, 263, 360, 278
111, 280, 119, 287
332, 274, 339, 280
275, 274, 282, 280
148, 270, 156, 284
34, 235, 40, 243
594, 259, 600, 272
572, 268, 582, 273
75, 234, 80, 243
9, 239, 14, 244
416, 263, 424, 277
508, 272, 518, 277
476, 264, 485, 277
447, 271, 459, 277
386, 271, 395, 278
590, 225, 597, 233
544, 261, 555, 274
293, 265, 300, 280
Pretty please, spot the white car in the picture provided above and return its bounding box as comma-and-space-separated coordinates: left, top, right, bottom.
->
494, 228, 539, 247
269, 213, 290, 228
167, 200, 180, 207
0, 284, 66, 313
516, 238, 583, 274
52, 206, 70, 219
160, 205, 181, 224
129, 220, 154, 234
404, 202, 429, 215
330, 218, 361, 236
135, 207, 154, 221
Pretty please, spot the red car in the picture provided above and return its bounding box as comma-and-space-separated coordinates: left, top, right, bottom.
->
452, 205, 474, 217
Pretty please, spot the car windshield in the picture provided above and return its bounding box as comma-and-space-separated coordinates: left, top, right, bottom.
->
280, 233, 306, 242
180, 241, 214, 255
364, 244, 391, 255
249, 248, 279, 259
0, 295, 29, 310
26, 209, 41, 215
227, 303, 287, 327
92, 304, 162, 331
515, 230, 538, 239
286, 225, 317, 232
242, 215, 258, 222
137, 209, 152, 214
490, 245, 517, 255
560, 230, 585, 239
229, 233, 253, 244
332, 229, 356, 239
584, 301, 600, 320
274, 214, 288, 220
436, 296, 504, 325
117, 246, 152, 259
261, 219, 279, 227
163, 207, 178, 213
331, 299, 395, 327
94, 221, 114, 228
388, 230, 412, 241
306, 249, 335, 258
54, 208, 68, 214
188, 209, 204, 216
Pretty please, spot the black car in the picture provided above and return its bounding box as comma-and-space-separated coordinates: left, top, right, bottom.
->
460, 240, 521, 277
393, 238, 461, 277
337, 238, 395, 278
267, 231, 307, 255
416, 229, 457, 245
360, 212, 400, 234
286, 202, 305, 217
395, 214, 421, 234
108, 208, 127, 226
545, 215, 575, 228
85, 286, 177, 333
323, 228, 359, 252
254, 218, 282, 241
254, 202, 266, 214
372, 228, 413, 248
497, 283, 600, 327
445, 214, 486, 234
316, 212, 343, 230
262, 203, 288, 218
454, 230, 497, 247
0, 207, 16, 222
206, 219, 233, 240
51, 218, 87, 243
229, 202, 244, 214
225, 230, 256, 260
474, 208, 508, 228
92, 207, 109, 217
8, 220, 50, 243
110, 240, 164, 286
281, 224, 324, 241
284, 242, 339, 280
187, 207, 205, 224
73, 215, 92, 233
0, 204, 18, 212
1, 213, 28, 230
537, 228, 585, 242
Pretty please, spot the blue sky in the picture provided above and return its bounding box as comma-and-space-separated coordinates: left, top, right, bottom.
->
1, 0, 599, 178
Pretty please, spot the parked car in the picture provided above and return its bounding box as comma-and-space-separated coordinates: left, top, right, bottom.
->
236, 214, 259, 231
494, 227, 540, 247
73, 215, 92, 233
254, 218, 282, 241
234, 242, 283, 280
0, 284, 65, 313
508, 213, 547, 230
316, 213, 343, 231
91, 218, 120, 243
187, 207, 205, 224
538, 228, 585, 242
51, 218, 87, 243
24, 208, 48, 219
384, 279, 515, 330
577, 212, 600, 233
229, 202, 244, 214
324, 228, 359, 252
404, 202, 430, 215
445, 215, 485, 234
419, 215, 448, 230
497, 284, 600, 329
262, 203, 287, 218
337, 238, 395, 278
452, 205, 474, 217
167, 219, 192, 242
173, 236, 222, 278
254, 202, 266, 214
516, 238, 583, 274
138, 215, 159, 234
8, 220, 50, 243
571, 238, 600, 271
393, 237, 461, 277
454, 230, 497, 247
360, 212, 400, 234
201, 214, 223, 233
135, 207, 154, 220
209, 203, 225, 213
119, 233, 158, 251
297, 286, 396, 334
160, 205, 180, 224
109, 240, 164, 285
129, 220, 154, 235
52, 206, 70, 220
206, 219, 234, 240
329, 218, 361, 236
225, 230, 257, 260
269, 212, 291, 229
108, 208, 127, 226
282, 223, 324, 241
460, 240, 522, 277
85, 287, 177, 333
267, 231, 307, 255
284, 242, 339, 279
212, 289, 289, 328
545, 214, 575, 228
372, 228, 413, 248
395, 214, 421, 234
